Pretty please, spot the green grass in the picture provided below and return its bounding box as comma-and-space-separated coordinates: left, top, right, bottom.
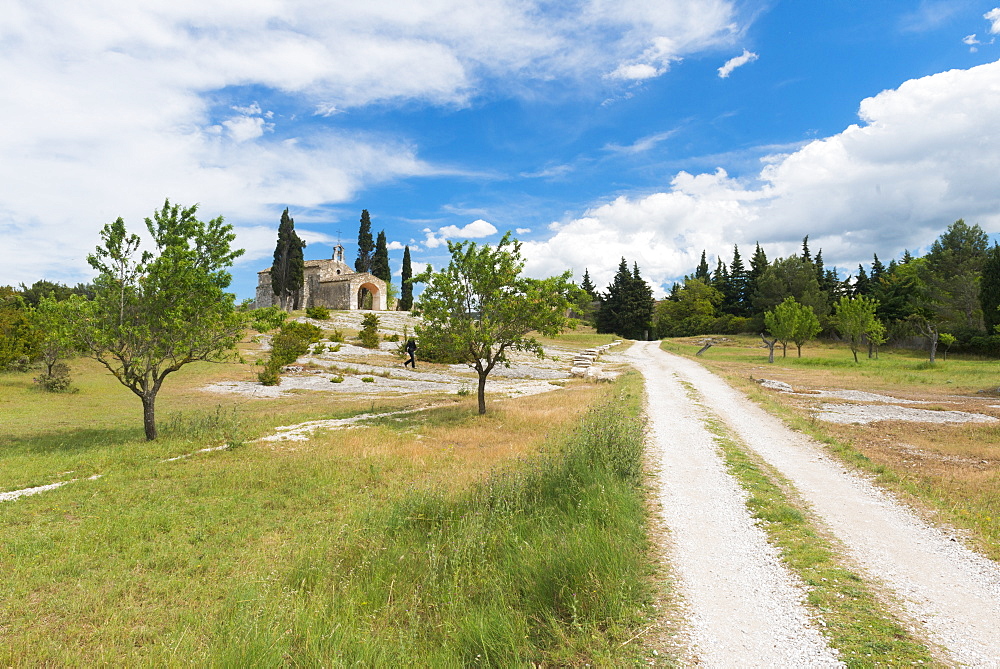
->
0, 360, 660, 665
198, 373, 657, 666
708, 421, 934, 666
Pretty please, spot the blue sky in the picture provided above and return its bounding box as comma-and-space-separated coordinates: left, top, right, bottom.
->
3, 1, 1000, 300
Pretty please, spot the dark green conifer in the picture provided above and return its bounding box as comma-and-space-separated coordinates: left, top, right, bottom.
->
399, 245, 414, 311
270, 208, 306, 311
355, 209, 374, 273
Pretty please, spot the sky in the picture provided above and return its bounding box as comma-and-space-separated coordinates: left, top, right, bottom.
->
3, 1, 1000, 301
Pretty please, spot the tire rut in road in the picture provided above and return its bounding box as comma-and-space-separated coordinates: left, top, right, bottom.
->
632, 342, 841, 666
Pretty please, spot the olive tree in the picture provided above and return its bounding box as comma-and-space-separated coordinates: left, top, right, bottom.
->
833, 295, 880, 363
764, 297, 821, 358
414, 233, 570, 415
78, 200, 246, 440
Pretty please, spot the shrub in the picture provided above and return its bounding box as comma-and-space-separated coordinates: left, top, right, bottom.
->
385, 333, 400, 342
361, 376, 375, 383
330, 375, 344, 383
249, 306, 287, 333
257, 366, 281, 386
33, 362, 76, 393
326, 328, 345, 343
359, 314, 380, 349
305, 306, 330, 320
259, 321, 323, 385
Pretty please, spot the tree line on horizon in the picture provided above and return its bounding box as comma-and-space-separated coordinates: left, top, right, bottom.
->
638, 219, 1000, 358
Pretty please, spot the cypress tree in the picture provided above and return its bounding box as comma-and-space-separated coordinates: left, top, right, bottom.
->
355, 209, 374, 273
399, 245, 414, 311
372, 230, 391, 282
270, 208, 306, 311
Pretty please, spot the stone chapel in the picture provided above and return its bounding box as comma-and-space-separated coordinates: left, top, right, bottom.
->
254, 245, 388, 311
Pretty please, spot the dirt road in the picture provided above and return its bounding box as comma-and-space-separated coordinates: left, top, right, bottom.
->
627, 342, 1000, 666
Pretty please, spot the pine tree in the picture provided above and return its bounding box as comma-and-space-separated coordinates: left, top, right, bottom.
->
748, 243, 769, 309
713, 258, 734, 314
853, 265, 870, 296
729, 245, 750, 317
801, 236, 812, 264
270, 208, 306, 311
902, 249, 913, 264
597, 259, 654, 339
581, 268, 597, 299
871, 254, 886, 282
629, 262, 655, 340
355, 209, 374, 273
372, 230, 391, 282
694, 251, 711, 282
399, 245, 414, 310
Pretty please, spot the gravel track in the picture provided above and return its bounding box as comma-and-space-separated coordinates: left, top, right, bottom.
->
630, 342, 1000, 666
629, 343, 842, 666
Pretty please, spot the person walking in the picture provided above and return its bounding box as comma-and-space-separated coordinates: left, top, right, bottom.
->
404, 338, 417, 368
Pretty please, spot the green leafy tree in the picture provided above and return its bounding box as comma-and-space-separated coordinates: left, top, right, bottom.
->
17, 279, 93, 307
923, 219, 989, 329
270, 208, 306, 311
414, 233, 570, 414
355, 209, 374, 273
399, 245, 414, 310
32, 294, 85, 378
0, 288, 39, 370
764, 297, 821, 358
654, 278, 722, 337
833, 295, 880, 363
78, 200, 246, 440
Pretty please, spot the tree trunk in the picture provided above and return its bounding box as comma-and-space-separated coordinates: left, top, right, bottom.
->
781, 342, 787, 357
796, 344, 802, 358
928, 337, 938, 364
142, 393, 157, 440
477, 371, 488, 415
761, 334, 777, 363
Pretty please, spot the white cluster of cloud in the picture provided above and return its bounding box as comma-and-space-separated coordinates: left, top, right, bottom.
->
717, 49, 758, 78
523, 59, 1000, 296
0, 0, 744, 286
963, 8, 1000, 51
421, 219, 498, 249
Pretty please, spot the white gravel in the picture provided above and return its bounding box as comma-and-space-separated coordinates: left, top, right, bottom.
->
634, 342, 1000, 666
629, 343, 842, 666
814, 402, 998, 425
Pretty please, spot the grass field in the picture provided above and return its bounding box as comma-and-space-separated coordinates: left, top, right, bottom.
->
0, 331, 658, 665
663, 335, 1000, 562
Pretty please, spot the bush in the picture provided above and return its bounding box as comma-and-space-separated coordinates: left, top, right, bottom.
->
330, 375, 344, 383
258, 321, 323, 385
305, 306, 330, 320
361, 376, 375, 383
385, 333, 400, 342
359, 314, 380, 349
326, 328, 345, 343
249, 306, 287, 333
257, 366, 280, 386
33, 362, 75, 392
